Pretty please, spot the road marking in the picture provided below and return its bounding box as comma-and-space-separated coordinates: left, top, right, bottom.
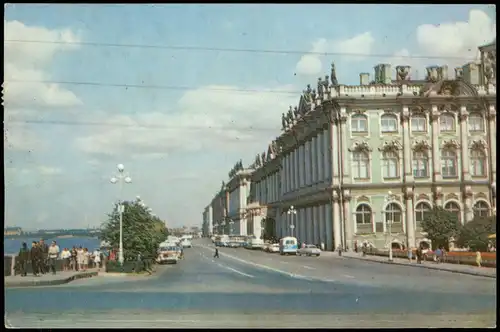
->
303, 265, 315, 270
343, 274, 355, 279
217, 263, 254, 278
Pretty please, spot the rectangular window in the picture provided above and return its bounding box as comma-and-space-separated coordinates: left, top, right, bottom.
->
469, 117, 484, 132
381, 118, 397, 132
354, 161, 369, 179
351, 118, 368, 133
440, 116, 455, 132
382, 159, 398, 178
442, 159, 457, 177
411, 117, 426, 132
412, 159, 428, 178
471, 159, 485, 176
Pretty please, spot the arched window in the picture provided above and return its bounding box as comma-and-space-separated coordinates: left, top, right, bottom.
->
353, 151, 370, 179
385, 203, 402, 223
355, 204, 372, 224
411, 115, 427, 132
351, 114, 368, 133
382, 151, 399, 178
470, 150, 486, 176
473, 201, 489, 218
469, 113, 484, 132
412, 151, 429, 178
381, 114, 398, 133
444, 201, 461, 223
441, 149, 457, 178
415, 202, 432, 228
440, 114, 455, 132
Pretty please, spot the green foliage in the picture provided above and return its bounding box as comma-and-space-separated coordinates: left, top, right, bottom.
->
100, 200, 169, 261
455, 215, 496, 252
421, 207, 462, 250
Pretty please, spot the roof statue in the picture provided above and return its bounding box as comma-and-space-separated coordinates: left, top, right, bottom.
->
281, 113, 287, 130
330, 62, 338, 86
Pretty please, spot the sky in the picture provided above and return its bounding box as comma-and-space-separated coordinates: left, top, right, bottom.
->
4, 4, 496, 230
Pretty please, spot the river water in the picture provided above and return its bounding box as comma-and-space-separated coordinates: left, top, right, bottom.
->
4, 236, 101, 255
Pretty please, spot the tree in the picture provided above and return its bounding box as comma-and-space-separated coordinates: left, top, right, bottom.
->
455, 215, 496, 252
420, 207, 462, 250
100, 200, 169, 261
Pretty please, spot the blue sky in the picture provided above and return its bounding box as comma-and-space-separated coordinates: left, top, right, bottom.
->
4, 4, 496, 229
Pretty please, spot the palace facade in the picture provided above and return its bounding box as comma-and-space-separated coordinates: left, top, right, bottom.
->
204, 40, 496, 251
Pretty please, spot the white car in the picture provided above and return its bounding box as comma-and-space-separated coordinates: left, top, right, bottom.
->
268, 243, 280, 253
297, 244, 321, 257
182, 240, 192, 248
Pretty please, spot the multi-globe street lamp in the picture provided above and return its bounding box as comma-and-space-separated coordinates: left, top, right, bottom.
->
287, 205, 297, 237
110, 163, 132, 266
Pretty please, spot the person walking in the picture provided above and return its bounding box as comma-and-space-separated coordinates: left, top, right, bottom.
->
214, 248, 219, 259
47, 241, 60, 275
475, 250, 482, 267
38, 239, 49, 274
17, 242, 29, 276
30, 241, 41, 277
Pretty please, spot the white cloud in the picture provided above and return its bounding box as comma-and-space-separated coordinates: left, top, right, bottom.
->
295, 32, 375, 76
75, 85, 297, 158
37, 166, 63, 176
3, 20, 83, 111
385, 9, 496, 79
4, 124, 45, 152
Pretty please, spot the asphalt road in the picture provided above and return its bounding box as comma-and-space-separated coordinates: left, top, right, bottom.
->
5, 239, 496, 328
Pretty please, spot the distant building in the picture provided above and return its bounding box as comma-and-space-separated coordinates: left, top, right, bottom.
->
4, 227, 22, 236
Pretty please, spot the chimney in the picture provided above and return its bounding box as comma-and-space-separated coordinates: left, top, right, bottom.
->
374, 64, 392, 84
462, 62, 481, 85
359, 73, 370, 85
437, 65, 448, 80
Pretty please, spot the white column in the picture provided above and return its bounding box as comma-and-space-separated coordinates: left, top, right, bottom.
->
488, 106, 497, 185
302, 144, 307, 187
405, 195, 415, 248
311, 207, 317, 244
431, 106, 441, 182
343, 197, 352, 250
317, 133, 324, 181
311, 137, 318, 183
304, 143, 309, 186
293, 149, 297, 190
333, 195, 341, 250
401, 106, 413, 182
287, 154, 292, 193
323, 128, 331, 180
459, 106, 470, 181
325, 204, 333, 251
298, 145, 304, 188
331, 123, 340, 186
339, 111, 350, 184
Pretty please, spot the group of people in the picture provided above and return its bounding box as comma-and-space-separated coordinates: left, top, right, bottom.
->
17, 239, 60, 277
16, 240, 108, 276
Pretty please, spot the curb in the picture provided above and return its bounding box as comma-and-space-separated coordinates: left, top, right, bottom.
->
5, 272, 98, 288
343, 255, 496, 279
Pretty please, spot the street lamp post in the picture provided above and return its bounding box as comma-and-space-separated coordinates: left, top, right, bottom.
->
385, 191, 396, 262
287, 205, 297, 238
110, 164, 132, 266
229, 219, 234, 235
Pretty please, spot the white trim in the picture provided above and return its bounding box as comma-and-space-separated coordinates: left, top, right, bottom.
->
350, 150, 372, 183
439, 112, 459, 135
379, 112, 401, 136
349, 113, 370, 138
472, 198, 491, 209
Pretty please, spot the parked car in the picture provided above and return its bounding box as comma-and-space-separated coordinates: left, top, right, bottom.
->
297, 244, 321, 257
268, 243, 280, 253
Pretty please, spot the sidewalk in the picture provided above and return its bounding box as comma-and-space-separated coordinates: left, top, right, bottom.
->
338, 252, 496, 278
5, 269, 99, 288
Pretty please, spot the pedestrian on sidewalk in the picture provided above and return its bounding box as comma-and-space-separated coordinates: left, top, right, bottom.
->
47, 241, 60, 275
475, 251, 482, 267
407, 247, 413, 263
337, 244, 342, 256
38, 239, 49, 274
17, 242, 29, 277
30, 241, 41, 277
